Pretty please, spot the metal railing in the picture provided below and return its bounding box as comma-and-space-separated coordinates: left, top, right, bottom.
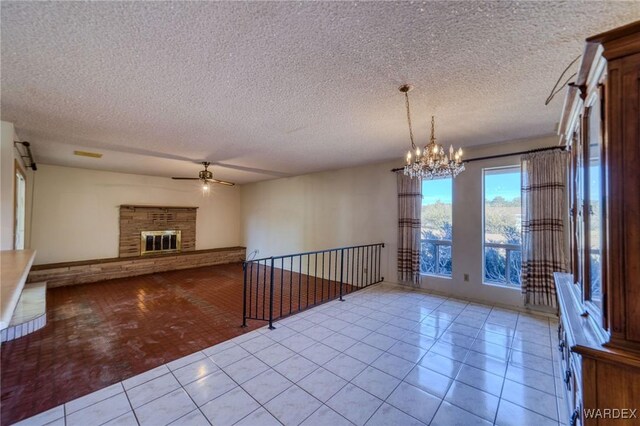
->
420, 239, 452, 276
242, 243, 385, 329
484, 242, 522, 286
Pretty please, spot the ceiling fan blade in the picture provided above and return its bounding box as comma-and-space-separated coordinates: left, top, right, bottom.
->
207, 178, 236, 186
171, 177, 200, 180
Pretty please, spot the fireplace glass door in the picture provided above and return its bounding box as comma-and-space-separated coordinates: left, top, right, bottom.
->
141, 230, 181, 255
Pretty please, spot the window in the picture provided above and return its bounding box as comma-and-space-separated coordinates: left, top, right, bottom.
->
483, 166, 522, 286
421, 177, 452, 277
14, 161, 26, 250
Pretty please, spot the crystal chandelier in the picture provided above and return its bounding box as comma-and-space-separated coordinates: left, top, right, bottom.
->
399, 85, 465, 179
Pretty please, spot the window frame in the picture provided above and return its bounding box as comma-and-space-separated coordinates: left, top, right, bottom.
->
13, 159, 27, 250
420, 176, 453, 279
482, 165, 522, 288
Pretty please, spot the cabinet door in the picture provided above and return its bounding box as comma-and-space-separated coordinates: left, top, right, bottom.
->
584, 87, 605, 315
569, 131, 580, 282
606, 52, 640, 344
574, 120, 587, 293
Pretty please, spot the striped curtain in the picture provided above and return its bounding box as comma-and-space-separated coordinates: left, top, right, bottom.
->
397, 173, 422, 285
521, 150, 568, 308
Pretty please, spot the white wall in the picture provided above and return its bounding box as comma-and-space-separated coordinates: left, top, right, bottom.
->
31, 164, 242, 264
0, 121, 15, 250
241, 134, 561, 309
241, 161, 399, 282
1, 121, 33, 250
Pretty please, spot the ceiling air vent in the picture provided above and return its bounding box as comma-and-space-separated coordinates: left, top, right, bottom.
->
74, 150, 103, 159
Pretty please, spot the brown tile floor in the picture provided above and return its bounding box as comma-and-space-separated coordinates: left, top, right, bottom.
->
1, 263, 268, 425
0, 262, 364, 425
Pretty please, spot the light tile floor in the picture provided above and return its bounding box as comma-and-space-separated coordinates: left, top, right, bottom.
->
15, 284, 566, 426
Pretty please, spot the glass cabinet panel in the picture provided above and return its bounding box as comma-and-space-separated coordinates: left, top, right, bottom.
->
588, 141, 602, 305
587, 95, 604, 310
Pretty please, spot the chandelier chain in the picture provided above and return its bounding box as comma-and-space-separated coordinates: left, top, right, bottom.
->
430, 116, 436, 143
404, 92, 416, 150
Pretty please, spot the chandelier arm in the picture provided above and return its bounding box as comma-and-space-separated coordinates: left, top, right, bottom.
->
405, 92, 416, 150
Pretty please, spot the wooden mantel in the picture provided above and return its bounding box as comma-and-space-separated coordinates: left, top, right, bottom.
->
1, 249, 36, 330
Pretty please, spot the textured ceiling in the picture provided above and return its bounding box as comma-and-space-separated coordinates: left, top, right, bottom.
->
2, 2, 639, 183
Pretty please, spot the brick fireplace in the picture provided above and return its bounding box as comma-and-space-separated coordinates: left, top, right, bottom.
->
119, 205, 197, 257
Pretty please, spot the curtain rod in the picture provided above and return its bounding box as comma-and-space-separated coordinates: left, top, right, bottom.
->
14, 141, 38, 171
390, 145, 566, 172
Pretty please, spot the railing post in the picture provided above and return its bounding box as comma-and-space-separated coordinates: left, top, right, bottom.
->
241, 262, 248, 327
268, 257, 276, 330
381, 243, 385, 281
339, 248, 345, 301
505, 248, 511, 286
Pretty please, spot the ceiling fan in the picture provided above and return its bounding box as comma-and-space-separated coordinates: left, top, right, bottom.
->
171, 162, 235, 190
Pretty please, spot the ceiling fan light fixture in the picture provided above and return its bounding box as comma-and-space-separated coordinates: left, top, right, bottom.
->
201, 181, 210, 194
171, 161, 236, 188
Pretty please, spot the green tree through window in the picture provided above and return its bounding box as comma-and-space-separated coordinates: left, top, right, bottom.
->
421, 178, 452, 276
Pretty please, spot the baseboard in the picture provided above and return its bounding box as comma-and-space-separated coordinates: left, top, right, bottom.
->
379, 281, 559, 319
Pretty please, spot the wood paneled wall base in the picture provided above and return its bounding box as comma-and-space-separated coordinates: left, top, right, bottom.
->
27, 247, 246, 288
119, 205, 197, 257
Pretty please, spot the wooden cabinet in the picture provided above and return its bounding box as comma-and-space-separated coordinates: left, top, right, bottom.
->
557, 20, 640, 426
556, 312, 583, 425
